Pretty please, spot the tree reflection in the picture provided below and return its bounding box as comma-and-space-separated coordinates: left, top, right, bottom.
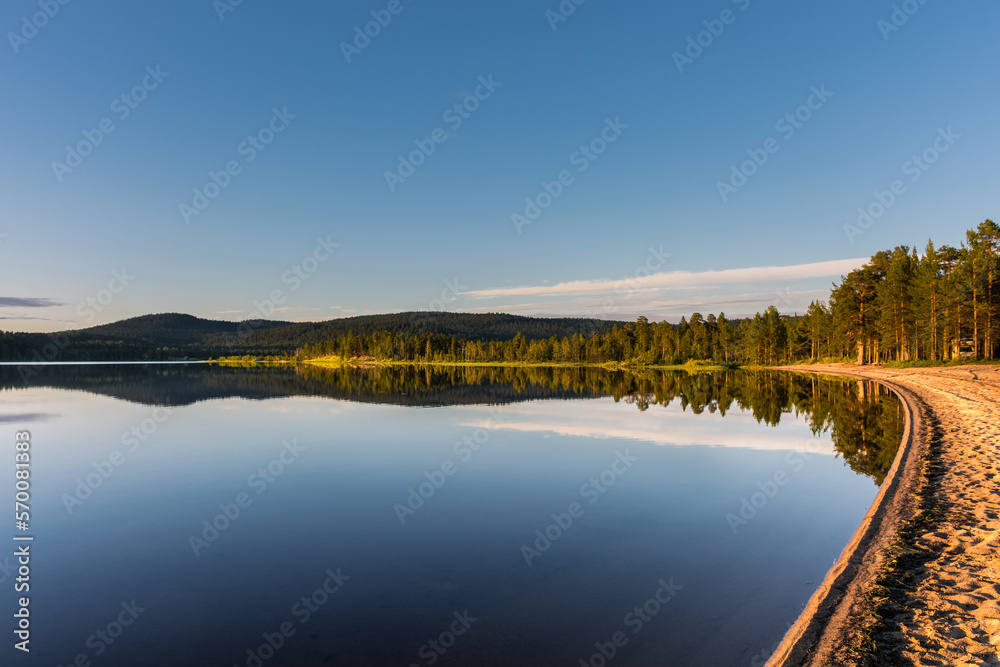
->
1, 364, 903, 483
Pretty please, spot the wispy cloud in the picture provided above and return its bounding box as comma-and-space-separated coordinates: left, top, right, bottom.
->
0, 413, 55, 424
0, 297, 63, 308
461, 258, 866, 299
448, 258, 863, 319
457, 288, 832, 317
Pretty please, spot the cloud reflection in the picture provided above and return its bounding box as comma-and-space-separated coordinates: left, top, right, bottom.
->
463, 398, 836, 455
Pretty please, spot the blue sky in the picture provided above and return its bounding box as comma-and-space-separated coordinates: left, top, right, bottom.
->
1, 0, 997, 332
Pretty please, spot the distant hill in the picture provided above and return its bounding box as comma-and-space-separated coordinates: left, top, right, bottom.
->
2, 311, 625, 362
74, 313, 293, 346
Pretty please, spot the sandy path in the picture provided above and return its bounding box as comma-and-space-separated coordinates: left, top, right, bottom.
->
769, 364, 1000, 666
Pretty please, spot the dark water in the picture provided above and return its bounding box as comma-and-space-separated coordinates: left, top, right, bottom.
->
0, 364, 903, 667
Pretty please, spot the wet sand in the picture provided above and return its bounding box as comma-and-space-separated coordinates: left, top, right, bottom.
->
768, 364, 1000, 666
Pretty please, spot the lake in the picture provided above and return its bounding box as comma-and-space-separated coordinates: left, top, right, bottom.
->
0, 364, 903, 666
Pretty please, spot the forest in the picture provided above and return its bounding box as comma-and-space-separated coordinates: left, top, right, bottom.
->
299, 220, 999, 366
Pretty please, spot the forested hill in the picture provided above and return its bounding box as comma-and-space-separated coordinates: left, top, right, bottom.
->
0, 311, 624, 362
204, 312, 621, 348
80, 313, 294, 345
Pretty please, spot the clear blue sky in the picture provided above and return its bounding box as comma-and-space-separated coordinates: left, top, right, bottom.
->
2, 0, 997, 332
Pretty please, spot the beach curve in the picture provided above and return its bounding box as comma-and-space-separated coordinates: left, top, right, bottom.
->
767, 364, 1000, 666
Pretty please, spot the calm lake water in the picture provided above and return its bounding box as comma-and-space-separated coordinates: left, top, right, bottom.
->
0, 364, 903, 667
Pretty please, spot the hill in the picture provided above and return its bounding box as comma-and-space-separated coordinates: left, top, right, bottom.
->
75, 313, 294, 346
202, 312, 621, 350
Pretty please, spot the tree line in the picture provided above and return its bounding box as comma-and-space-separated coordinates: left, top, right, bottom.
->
823, 220, 999, 363
300, 220, 998, 366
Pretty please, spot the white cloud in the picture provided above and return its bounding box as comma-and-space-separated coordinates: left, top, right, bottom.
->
461, 258, 867, 299
455, 288, 833, 319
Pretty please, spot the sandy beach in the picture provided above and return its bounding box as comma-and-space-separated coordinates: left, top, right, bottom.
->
768, 364, 1000, 666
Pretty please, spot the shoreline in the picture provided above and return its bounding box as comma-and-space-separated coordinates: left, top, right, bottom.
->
300, 356, 736, 371
767, 364, 1000, 665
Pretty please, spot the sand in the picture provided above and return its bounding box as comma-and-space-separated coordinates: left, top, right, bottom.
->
768, 364, 1000, 666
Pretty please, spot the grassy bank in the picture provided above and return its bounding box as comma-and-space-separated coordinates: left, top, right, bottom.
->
209, 356, 297, 366
302, 356, 738, 372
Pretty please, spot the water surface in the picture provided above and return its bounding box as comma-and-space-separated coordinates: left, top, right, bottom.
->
0, 365, 903, 666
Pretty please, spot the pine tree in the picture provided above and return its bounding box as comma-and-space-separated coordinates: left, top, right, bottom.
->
914, 240, 943, 360
805, 300, 831, 360
832, 265, 881, 364
970, 220, 1000, 357
876, 246, 915, 361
